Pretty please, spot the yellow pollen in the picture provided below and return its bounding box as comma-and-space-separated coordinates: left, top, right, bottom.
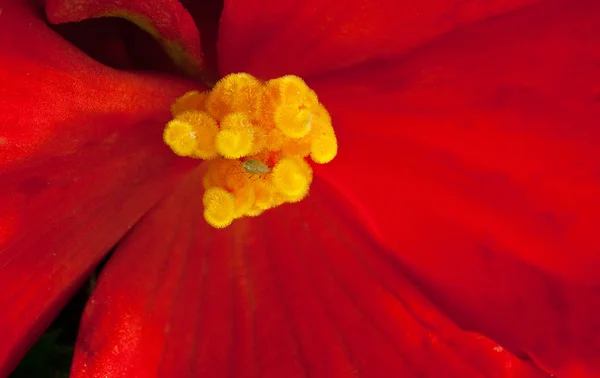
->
171, 90, 208, 116
204, 73, 264, 121
203, 187, 235, 228
216, 113, 255, 158
274, 105, 313, 139
163, 73, 338, 228
233, 185, 255, 217
252, 179, 275, 210
163, 119, 198, 157
167, 110, 219, 159
272, 157, 312, 202
311, 133, 338, 164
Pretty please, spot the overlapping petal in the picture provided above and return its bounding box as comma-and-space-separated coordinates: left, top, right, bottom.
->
179, 0, 224, 79
70, 169, 548, 378
0, 1, 200, 374
46, 0, 206, 79
218, 0, 538, 78
218, 0, 600, 376
312, 0, 600, 281
4, 0, 597, 376
309, 1, 600, 376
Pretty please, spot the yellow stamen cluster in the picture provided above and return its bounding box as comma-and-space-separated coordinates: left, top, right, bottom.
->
163, 73, 338, 228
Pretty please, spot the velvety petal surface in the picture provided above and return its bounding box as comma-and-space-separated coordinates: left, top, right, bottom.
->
0, 1, 199, 374
218, 0, 538, 77
306, 1, 599, 377
180, 0, 224, 80
71, 169, 548, 378
46, 0, 206, 79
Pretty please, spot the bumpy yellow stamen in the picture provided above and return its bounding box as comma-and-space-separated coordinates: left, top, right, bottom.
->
311, 133, 338, 164
215, 113, 255, 158
164, 110, 219, 159
163, 119, 198, 157
272, 157, 312, 202
233, 185, 255, 217
163, 73, 338, 228
205, 73, 264, 121
274, 106, 313, 139
170, 90, 208, 116
203, 187, 235, 228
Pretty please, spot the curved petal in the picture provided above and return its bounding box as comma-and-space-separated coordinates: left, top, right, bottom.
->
70, 170, 547, 378
217, 0, 538, 78
180, 0, 225, 81
312, 0, 600, 376
46, 0, 206, 80
0, 1, 199, 374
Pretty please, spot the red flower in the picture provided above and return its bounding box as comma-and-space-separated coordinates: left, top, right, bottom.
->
1, 0, 599, 377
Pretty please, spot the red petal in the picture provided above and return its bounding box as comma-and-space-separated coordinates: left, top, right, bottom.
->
0, 1, 199, 374
70, 171, 547, 377
313, 1, 600, 376
46, 0, 206, 80
218, 0, 537, 78
179, 0, 224, 81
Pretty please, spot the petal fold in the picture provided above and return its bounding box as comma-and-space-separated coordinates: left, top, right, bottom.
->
0, 1, 199, 374
71, 172, 547, 378
46, 0, 206, 80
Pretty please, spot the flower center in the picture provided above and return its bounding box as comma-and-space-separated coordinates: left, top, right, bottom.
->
163, 73, 338, 228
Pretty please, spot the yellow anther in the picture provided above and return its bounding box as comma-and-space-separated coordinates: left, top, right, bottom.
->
208, 158, 246, 190
215, 113, 254, 158
205, 73, 264, 121
274, 105, 313, 139
263, 127, 287, 151
164, 110, 219, 159
311, 133, 338, 164
203, 187, 235, 228
253, 180, 275, 210
312, 102, 332, 124
233, 185, 255, 218
221, 112, 252, 130
164, 73, 338, 228
225, 165, 250, 191
245, 206, 264, 217
272, 157, 312, 202
216, 129, 254, 158
163, 119, 198, 157
170, 90, 208, 116
203, 158, 233, 189
281, 139, 311, 157
269, 75, 312, 106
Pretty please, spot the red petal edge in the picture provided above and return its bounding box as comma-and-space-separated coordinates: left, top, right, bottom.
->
46, 0, 206, 80
311, 0, 600, 376
70, 169, 548, 378
0, 1, 199, 374
218, 0, 538, 78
